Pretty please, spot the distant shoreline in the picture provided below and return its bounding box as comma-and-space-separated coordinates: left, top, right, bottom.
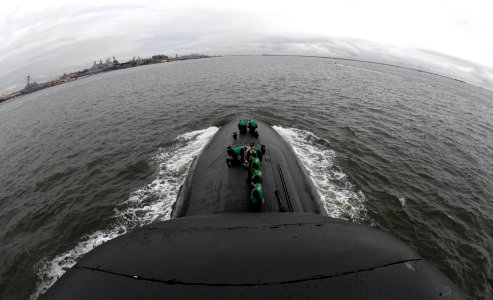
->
228, 54, 489, 90
2, 54, 490, 104
0, 54, 212, 103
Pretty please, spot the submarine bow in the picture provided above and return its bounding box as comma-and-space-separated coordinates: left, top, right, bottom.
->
42, 119, 464, 299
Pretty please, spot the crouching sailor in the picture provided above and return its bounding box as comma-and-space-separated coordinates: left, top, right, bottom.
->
250, 175, 264, 212
248, 119, 258, 136
226, 146, 246, 166
238, 120, 247, 134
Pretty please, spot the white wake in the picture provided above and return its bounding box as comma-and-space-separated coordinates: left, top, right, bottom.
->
273, 126, 368, 222
31, 127, 218, 299
32, 125, 367, 298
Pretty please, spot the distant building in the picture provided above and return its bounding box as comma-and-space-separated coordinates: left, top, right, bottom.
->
151, 54, 169, 63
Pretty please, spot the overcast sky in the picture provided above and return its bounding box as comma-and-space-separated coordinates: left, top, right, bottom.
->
1, 0, 493, 93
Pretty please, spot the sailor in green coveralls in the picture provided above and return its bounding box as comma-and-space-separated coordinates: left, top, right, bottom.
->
247, 150, 261, 181
250, 175, 264, 212
250, 163, 262, 185
247, 143, 263, 162
233, 146, 247, 162
248, 119, 258, 136
238, 120, 247, 133
227, 145, 247, 166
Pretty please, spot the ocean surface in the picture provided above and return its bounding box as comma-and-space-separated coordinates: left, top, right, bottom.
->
0, 56, 492, 299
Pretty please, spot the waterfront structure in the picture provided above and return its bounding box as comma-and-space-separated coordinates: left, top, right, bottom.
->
0, 53, 209, 102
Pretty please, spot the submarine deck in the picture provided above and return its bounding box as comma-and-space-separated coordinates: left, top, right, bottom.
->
172, 119, 324, 217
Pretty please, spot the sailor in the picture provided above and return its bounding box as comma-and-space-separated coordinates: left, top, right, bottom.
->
247, 151, 261, 181
250, 175, 264, 212
247, 143, 255, 159
238, 120, 247, 133
226, 146, 235, 167
248, 119, 258, 135
248, 143, 262, 162
234, 146, 247, 162
250, 163, 262, 185
248, 143, 262, 161
226, 146, 246, 166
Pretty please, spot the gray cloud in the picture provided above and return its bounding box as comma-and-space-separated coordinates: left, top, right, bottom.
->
161, 34, 493, 90
1, 4, 493, 94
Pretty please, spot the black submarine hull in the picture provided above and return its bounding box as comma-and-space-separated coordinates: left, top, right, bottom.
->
172, 119, 324, 217
42, 119, 464, 299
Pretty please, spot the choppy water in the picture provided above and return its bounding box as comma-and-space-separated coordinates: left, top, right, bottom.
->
0, 56, 492, 299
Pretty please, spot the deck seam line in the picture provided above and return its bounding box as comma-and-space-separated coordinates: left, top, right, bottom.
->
75, 258, 422, 286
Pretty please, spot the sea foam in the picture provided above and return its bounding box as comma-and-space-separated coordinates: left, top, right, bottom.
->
273, 126, 368, 222
32, 127, 218, 299
33, 125, 366, 298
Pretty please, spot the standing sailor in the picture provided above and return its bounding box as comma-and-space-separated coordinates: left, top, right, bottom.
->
250, 175, 264, 212
250, 163, 262, 185
248, 143, 262, 162
246, 151, 261, 181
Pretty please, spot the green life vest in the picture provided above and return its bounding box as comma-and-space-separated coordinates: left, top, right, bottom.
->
233, 146, 243, 155
249, 120, 257, 128
250, 183, 264, 204
248, 149, 257, 161
249, 158, 261, 174
239, 120, 246, 126
251, 170, 262, 183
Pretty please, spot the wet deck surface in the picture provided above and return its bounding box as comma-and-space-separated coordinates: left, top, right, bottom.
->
172, 119, 324, 217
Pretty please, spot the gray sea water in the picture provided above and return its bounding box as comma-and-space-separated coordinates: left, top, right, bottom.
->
0, 56, 492, 299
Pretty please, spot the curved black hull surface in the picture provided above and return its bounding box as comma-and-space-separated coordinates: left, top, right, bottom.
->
42, 119, 464, 299
172, 119, 323, 217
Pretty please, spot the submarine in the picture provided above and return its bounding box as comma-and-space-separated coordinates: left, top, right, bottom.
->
42, 119, 464, 299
